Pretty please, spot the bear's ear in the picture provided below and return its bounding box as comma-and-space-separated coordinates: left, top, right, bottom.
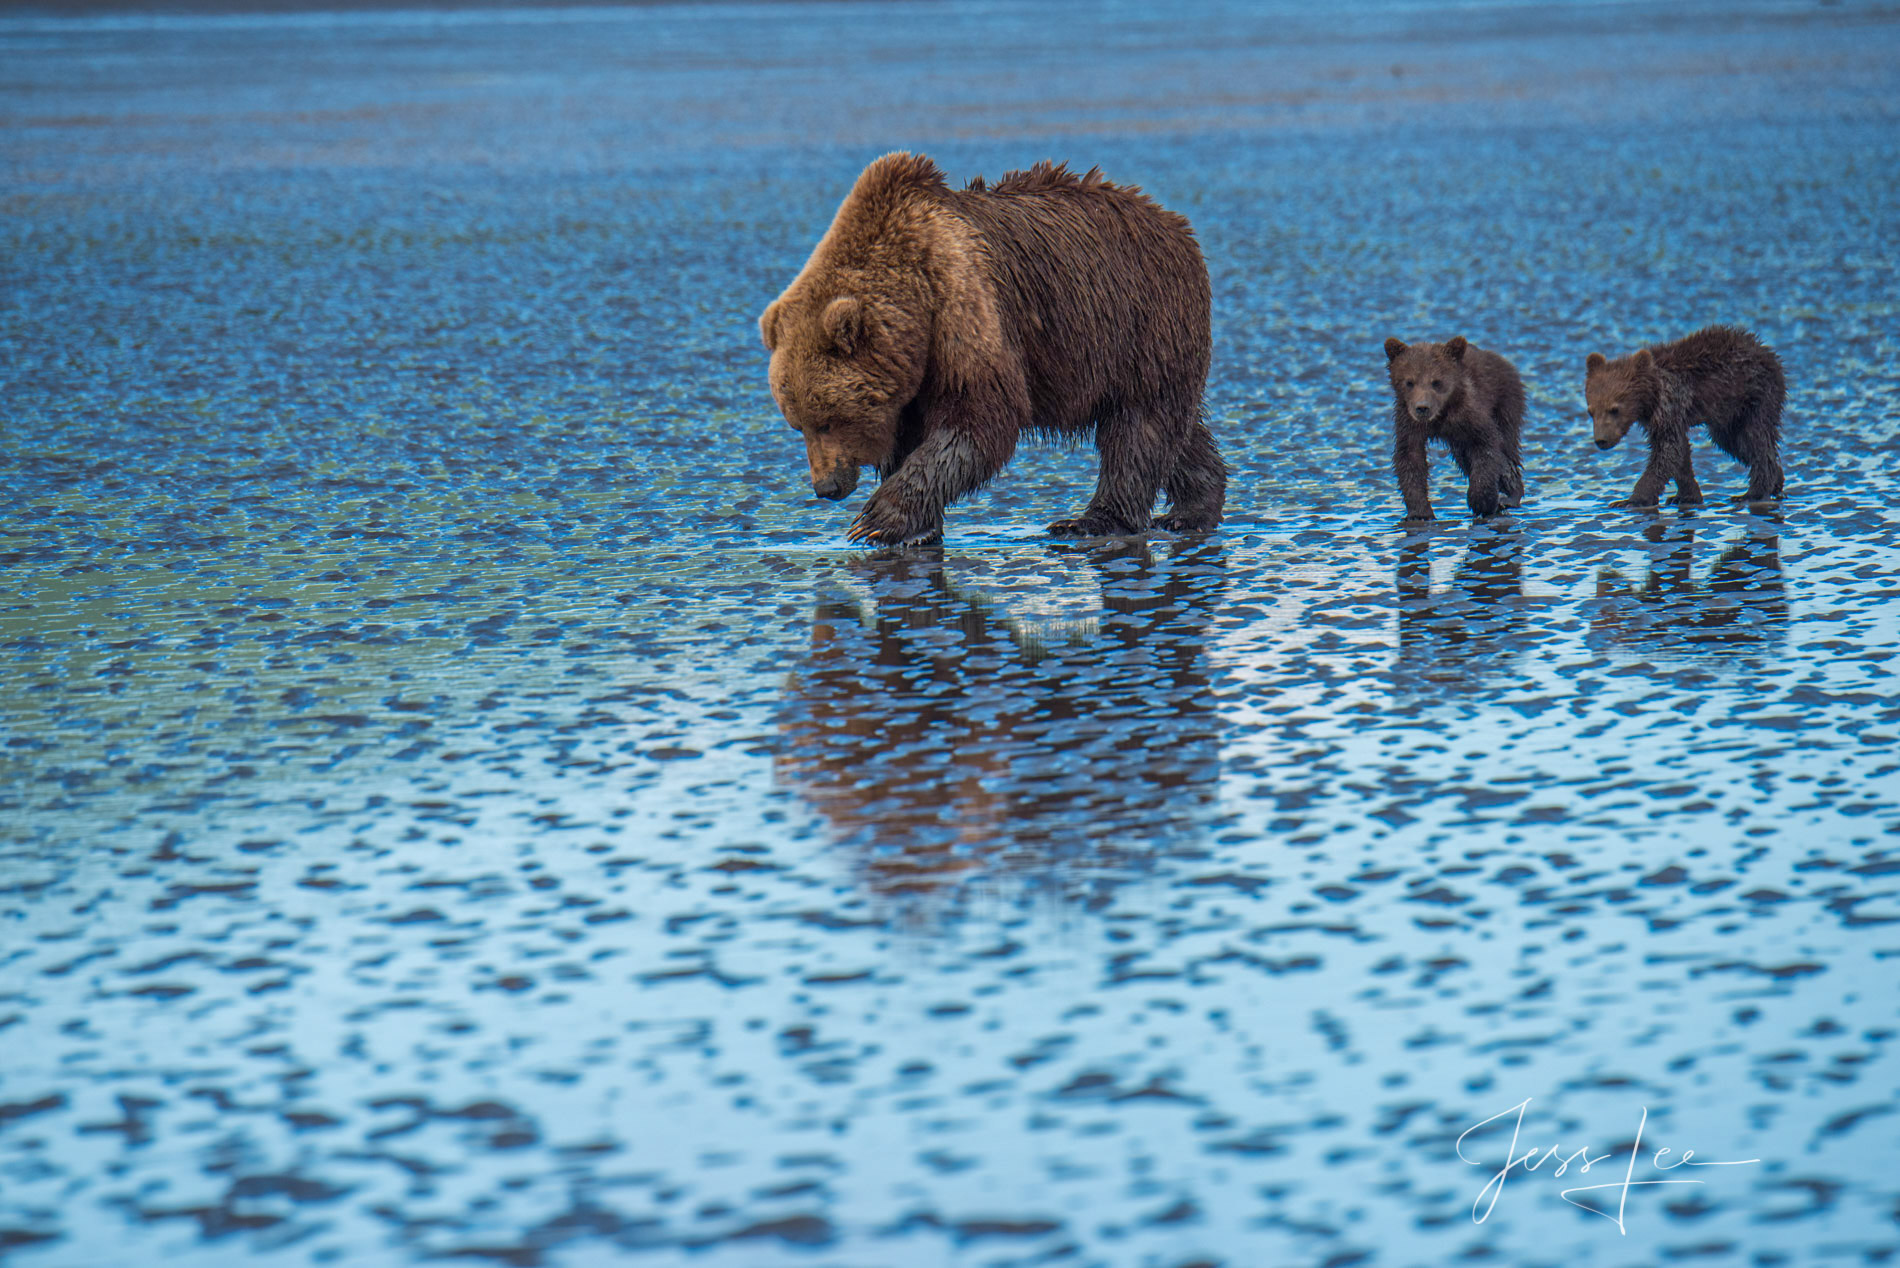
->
1586, 352, 1606, 373
821, 296, 865, 355
1632, 348, 1654, 370
759, 301, 781, 352
1383, 337, 1407, 363
1443, 336, 1467, 362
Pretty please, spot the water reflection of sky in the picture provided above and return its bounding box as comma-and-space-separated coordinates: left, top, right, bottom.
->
4, 0, 1899, 1264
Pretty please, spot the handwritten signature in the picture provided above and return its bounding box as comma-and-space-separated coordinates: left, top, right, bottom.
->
1456, 1098, 1760, 1232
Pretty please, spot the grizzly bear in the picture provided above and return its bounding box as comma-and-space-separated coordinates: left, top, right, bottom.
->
759, 152, 1223, 545
1382, 335, 1525, 524
1584, 325, 1785, 508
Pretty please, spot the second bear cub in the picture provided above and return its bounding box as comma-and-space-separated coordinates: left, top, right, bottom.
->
1584, 325, 1785, 508
1384, 335, 1526, 525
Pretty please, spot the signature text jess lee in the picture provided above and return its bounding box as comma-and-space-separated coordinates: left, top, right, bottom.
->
1456, 1098, 1760, 1232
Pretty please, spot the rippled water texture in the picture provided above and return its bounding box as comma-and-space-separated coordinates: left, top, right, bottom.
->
4, 1, 1899, 1264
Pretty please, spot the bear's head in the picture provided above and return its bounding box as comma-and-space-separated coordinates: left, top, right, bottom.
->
1384, 336, 1468, 425
1583, 349, 1656, 449
760, 288, 930, 502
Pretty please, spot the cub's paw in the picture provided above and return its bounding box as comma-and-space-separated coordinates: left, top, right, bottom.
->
1049, 513, 1136, 538
1668, 492, 1706, 506
1609, 497, 1660, 510
1398, 514, 1435, 529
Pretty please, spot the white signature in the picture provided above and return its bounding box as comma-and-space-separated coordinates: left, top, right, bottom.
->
1456, 1098, 1761, 1232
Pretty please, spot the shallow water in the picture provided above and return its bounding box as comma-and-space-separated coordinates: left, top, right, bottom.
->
3, 1, 1899, 1265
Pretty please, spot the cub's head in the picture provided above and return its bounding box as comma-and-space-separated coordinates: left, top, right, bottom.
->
760, 291, 929, 501
1384, 335, 1468, 425
1583, 349, 1656, 450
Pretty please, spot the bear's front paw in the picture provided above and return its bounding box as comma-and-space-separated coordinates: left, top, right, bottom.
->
846, 494, 940, 547
1398, 513, 1435, 529
1668, 491, 1705, 506
1610, 496, 1659, 510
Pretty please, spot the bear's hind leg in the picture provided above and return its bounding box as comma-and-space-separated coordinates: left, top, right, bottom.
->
1154, 416, 1226, 532
1051, 403, 1172, 537
1723, 392, 1785, 504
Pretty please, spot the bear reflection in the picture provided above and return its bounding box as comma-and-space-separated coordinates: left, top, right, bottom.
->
1588, 519, 1787, 657
1394, 522, 1543, 687
776, 540, 1226, 899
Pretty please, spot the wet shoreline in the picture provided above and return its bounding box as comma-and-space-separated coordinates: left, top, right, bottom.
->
6, 0, 1900, 1263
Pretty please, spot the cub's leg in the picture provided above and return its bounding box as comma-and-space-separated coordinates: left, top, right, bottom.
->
1669, 444, 1704, 506
1464, 446, 1504, 519
1394, 425, 1433, 525
1497, 420, 1525, 507
1721, 391, 1785, 503
1614, 425, 1688, 509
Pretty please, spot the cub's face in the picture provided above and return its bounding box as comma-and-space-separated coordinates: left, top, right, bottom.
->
1384, 335, 1468, 426
759, 293, 928, 501
1583, 350, 1653, 449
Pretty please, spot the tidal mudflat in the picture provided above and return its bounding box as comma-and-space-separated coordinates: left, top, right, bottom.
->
3, 1, 1898, 1264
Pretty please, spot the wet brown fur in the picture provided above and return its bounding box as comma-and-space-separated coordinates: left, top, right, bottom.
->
761, 152, 1222, 545
1584, 325, 1786, 507
1383, 335, 1526, 524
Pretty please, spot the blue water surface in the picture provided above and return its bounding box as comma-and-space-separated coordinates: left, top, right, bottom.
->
3, 1, 1899, 1265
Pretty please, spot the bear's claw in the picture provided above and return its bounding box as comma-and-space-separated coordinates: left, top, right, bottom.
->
846, 500, 941, 548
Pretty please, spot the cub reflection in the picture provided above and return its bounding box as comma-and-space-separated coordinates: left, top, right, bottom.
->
1394, 523, 1541, 685
1589, 519, 1787, 657
776, 540, 1226, 898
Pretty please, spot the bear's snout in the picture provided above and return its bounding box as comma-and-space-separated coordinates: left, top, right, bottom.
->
813, 467, 859, 501
1411, 402, 1433, 420
1595, 438, 1616, 451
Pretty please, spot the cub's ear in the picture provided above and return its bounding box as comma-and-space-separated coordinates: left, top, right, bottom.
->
759, 301, 782, 352
821, 295, 864, 355
1443, 336, 1467, 361
1383, 337, 1407, 362
1632, 348, 1654, 369
1585, 352, 1606, 372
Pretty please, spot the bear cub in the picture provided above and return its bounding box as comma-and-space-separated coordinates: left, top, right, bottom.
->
1383, 335, 1526, 525
1584, 325, 1785, 508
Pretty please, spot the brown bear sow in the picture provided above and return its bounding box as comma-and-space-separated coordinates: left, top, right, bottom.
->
1585, 325, 1785, 508
759, 152, 1223, 545
1383, 336, 1525, 524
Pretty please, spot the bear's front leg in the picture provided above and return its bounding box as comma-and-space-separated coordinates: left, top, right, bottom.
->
1612, 426, 1685, 509
1668, 443, 1703, 505
1393, 426, 1434, 526
847, 427, 994, 547
1465, 448, 1504, 519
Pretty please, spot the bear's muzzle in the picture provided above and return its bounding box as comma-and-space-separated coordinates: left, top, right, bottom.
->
813, 467, 859, 501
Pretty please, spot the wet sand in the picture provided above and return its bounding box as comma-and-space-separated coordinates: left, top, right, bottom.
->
3, 1, 1899, 1264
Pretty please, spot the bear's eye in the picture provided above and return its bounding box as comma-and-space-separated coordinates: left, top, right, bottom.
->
1608, 407, 1619, 416
1404, 380, 1414, 388
1430, 380, 1443, 391
814, 423, 832, 436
